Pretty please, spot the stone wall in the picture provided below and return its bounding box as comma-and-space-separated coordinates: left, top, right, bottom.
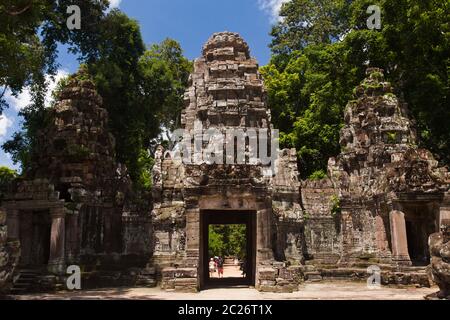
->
271, 149, 303, 264
328, 68, 449, 267
3, 71, 153, 292
0, 208, 20, 293
257, 264, 303, 293
160, 267, 197, 293
301, 179, 341, 265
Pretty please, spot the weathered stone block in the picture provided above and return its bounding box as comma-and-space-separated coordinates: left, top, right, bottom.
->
161, 279, 175, 290
161, 268, 176, 279
275, 278, 291, 286
174, 268, 197, 278
174, 278, 198, 292
258, 285, 276, 293
275, 284, 296, 293
278, 269, 292, 281
258, 268, 277, 281
174, 278, 197, 286
259, 280, 276, 286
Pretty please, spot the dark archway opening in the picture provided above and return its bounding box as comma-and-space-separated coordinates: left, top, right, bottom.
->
19, 211, 51, 268
200, 210, 256, 290
405, 221, 428, 265
403, 203, 437, 266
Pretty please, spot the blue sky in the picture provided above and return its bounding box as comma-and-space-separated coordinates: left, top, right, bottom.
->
0, 0, 287, 170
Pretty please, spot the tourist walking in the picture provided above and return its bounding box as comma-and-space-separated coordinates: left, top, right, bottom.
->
240, 259, 246, 278
217, 256, 224, 278
209, 258, 216, 278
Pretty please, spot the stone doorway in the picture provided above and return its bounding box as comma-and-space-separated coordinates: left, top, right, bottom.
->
19, 211, 51, 268
200, 210, 256, 289
403, 204, 437, 266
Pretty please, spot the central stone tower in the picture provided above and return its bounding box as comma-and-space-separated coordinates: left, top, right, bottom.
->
151, 32, 304, 292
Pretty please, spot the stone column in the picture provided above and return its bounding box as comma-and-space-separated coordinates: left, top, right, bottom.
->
186, 208, 200, 253
186, 207, 200, 289
48, 206, 66, 274
375, 215, 389, 252
389, 210, 411, 265
6, 209, 20, 240
256, 208, 273, 262
338, 209, 353, 265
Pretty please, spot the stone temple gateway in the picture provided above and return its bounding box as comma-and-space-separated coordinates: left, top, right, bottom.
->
1, 32, 449, 295
151, 32, 303, 292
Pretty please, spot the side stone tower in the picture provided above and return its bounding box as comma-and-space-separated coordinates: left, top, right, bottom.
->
295, 68, 450, 286
328, 68, 450, 267
3, 71, 153, 290
152, 32, 303, 292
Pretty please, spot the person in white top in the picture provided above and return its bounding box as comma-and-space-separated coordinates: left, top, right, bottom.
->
209, 258, 216, 278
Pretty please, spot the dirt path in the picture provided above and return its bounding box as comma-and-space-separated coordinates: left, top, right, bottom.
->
210, 264, 244, 278
7, 281, 437, 300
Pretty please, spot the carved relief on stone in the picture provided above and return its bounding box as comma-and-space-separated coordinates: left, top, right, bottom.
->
428, 221, 450, 299
285, 232, 302, 259
0, 208, 20, 293
152, 145, 164, 188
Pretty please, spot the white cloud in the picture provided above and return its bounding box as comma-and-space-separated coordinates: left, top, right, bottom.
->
109, 0, 122, 9
257, 0, 289, 22
0, 115, 13, 140
5, 87, 32, 111
45, 69, 70, 105
5, 69, 69, 112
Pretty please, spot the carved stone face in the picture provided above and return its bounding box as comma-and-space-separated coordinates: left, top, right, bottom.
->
406, 161, 431, 187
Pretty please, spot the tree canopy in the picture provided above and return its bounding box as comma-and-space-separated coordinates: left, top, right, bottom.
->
0, 166, 17, 202
208, 225, 247, 259
0, 0, 110, 113
263, 0, 450, 179
1, 0, 448, 187
2, 3, 192, 191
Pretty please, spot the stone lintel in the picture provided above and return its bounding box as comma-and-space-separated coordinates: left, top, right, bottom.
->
394, 192, 444, 202
3, 200, 65, 211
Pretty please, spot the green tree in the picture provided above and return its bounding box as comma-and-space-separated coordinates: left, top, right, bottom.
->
140, 39, 193, 132
1, 0, 112, 172
208, 225, 247, 259
270, 0, 351, 56
0, 0, 110, 113
88, 16, 192, 188
3, 7, 192, 191
0, 166, 17, 202
264, 0, 450, 178
227, 225, 247, 259
86, 10, 147, 187
208, 226, 225, 257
